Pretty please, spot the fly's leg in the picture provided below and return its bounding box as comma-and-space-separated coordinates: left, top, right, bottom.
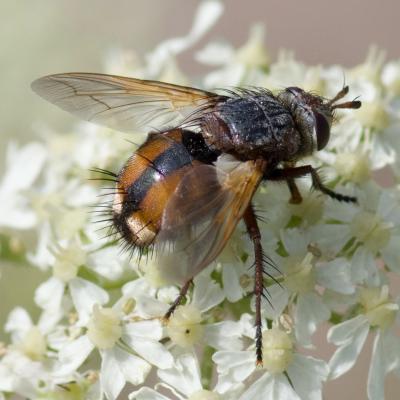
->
163, 278, 193, 320
286, 177, 303, 204
266, 165, 357, 203
243, 203, 265, 366
281, 162, 303, 204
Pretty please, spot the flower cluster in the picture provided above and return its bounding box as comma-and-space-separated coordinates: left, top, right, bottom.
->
1, 1, 400, 399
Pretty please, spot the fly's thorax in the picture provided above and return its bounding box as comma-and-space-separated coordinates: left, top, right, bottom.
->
201, 91, 303, 163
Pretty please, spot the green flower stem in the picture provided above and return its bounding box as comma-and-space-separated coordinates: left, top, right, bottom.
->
201, 345, 215, 390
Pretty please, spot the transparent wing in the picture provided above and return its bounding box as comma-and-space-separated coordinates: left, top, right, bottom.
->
31, 73, 220, 133
155, 157, 265, 285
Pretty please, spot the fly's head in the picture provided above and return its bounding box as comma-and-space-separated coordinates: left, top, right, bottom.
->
278, 86, 361, 158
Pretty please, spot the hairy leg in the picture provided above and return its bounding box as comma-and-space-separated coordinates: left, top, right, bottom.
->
163, 278, 193, 320
266, 165, 357, 203
243, 203, 265, 365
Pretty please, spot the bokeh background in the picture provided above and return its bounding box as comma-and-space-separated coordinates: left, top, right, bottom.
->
1, 1, 399, 398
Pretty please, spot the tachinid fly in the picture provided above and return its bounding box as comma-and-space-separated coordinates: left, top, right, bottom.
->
32, 73, 361, 364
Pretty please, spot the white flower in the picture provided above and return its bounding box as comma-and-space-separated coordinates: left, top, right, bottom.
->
328, 286, 400, 400
164, 273, 242, 352
34, 240, 109, 325
213, 323, 329, 400
323, 182, 400, 284
56, 303, 173, 399
0, 307, 59, 397
146, 0, 224, 78
130, 353, 242, 400
263, 228, 354, 347
0, 142, 46, 230
197, 24, 270, 88
382, 59, 400, 96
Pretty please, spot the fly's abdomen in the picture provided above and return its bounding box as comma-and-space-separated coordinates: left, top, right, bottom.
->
112, 129, 216, 248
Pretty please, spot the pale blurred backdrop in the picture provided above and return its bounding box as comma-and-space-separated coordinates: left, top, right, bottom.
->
1, 1, 399, 398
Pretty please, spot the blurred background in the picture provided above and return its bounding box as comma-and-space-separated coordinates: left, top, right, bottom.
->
1, 0, 399, 398
2, 0, 400, 151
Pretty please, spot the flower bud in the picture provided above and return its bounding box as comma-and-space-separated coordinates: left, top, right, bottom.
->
355, 101, 390, 131
167, 304, 204, 348
334, 151, 370, 183
350, 211, 391, 253
284, 253, 316, 294
53, 242, 86, 282
18, 326, 47, 361
359, 286, 398, 330
87, 305, 122, 349
262, 327, 293, 373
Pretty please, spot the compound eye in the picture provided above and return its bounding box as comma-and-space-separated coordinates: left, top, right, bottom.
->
314, 112, 331, 150
287, 87, 303, 96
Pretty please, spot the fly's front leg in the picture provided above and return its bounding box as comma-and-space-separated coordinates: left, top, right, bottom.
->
282, 162, 303, 204
243, 203, 265, 366
286, 177, 303, 204
266, 164, 357, 203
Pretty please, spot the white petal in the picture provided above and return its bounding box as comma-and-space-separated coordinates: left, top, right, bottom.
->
192, 275, 224, 312
196, 41, 235, 66
350, 247, 379, 285
34, 277, 65, 311
381, 235, 400, 274
124, 319, 163, 340
113, 347, 151, 386
203, 63, 246, 88
262, 284, 289, 320
37, 308, 64, 334
213, 350, 255, 382
295, 293, 330, 347
328, 315, 370, 379
129, 387, 170, 400
69, 277, 109, 324
27, 222, 55, 269
377, 190, 400, 222
158, 353, 202, 397
367, 331, 400, 400
308, 223, 352, 256
56, 335, 94, 376
204, 320, 243, 351
0, 363, 14, 392
100, 348, 127, 400
0, 197, 37, 229
222, 263, 244, 302
5, 307, 32, 340
1, 142, 46, 193
146, 0, 223, 76
88, 246, 126, 280
239, 373, 301, 400
123, 277, 154, 298
280, 228, 308, 256
324, 200, 357, 224
328, 314, 369, 344
287, 354, 329, 400
369, 135, 396, 169
135, 295, 169, 318
316, 258, 355, 294
124, 336, 173, 369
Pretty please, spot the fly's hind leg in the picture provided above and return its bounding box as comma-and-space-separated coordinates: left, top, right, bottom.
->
163, 278, 193, 321
243, 203, 267, 366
